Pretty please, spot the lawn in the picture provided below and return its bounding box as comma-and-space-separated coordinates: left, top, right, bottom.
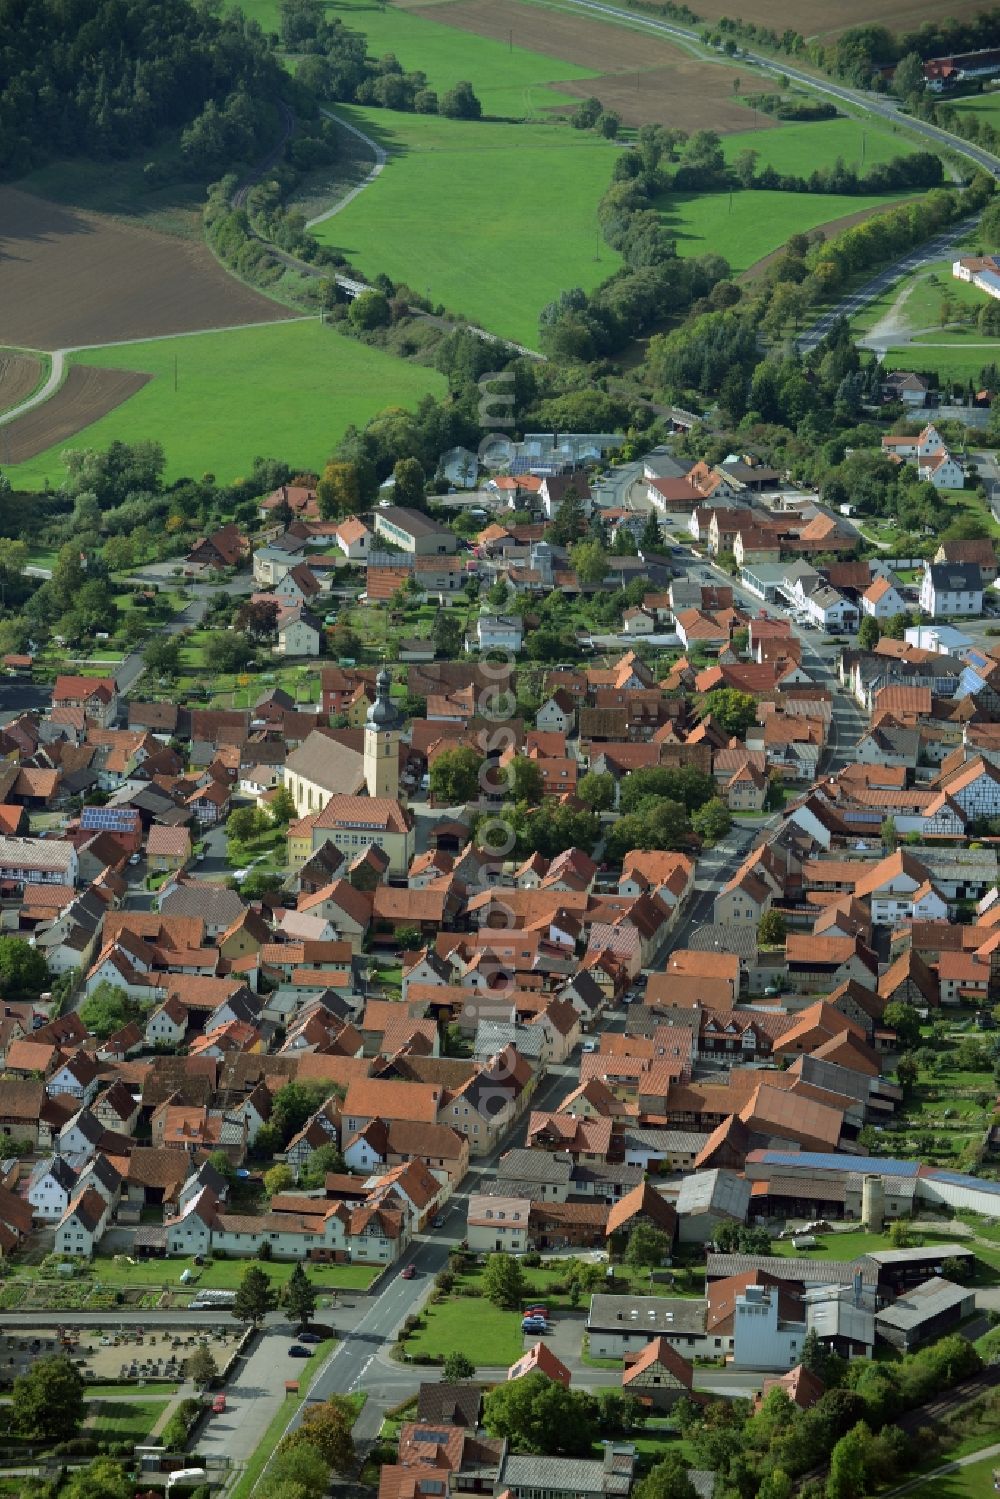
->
911, 1454, 1000, 1499
405, 1259, 691, 1365
882, 341, 1000, 382
238, 0, 601, 118
722, 116, 916, 175
310, 107, 622, 348
852, 243, 986, 335
4, 319, 446, 490
406, 1294, 526, 1366
84, 1382, 180, 1397
660, 186, 915, 274
951, 90, 1000, 132
767, 1228, 958, 1261
85, 1398, 166, 1443
92, 1254, 379, 1293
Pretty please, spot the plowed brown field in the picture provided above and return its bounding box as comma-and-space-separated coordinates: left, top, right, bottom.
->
693, 0, 992, 39
415, 0, 776, 129
551, 69, 778, 132
0, 186, 294, 352
0, 366, 151, 464
0, 352, 43, 415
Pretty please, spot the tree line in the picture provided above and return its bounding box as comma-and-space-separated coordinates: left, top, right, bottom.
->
280, 0, 482, 118
695, 13, 1000, 87
0, 0, 287, 175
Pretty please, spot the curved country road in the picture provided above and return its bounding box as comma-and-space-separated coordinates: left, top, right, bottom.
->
560, 0, 1000, 346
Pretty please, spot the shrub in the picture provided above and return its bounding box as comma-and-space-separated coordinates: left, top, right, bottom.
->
522, 1252, 542, 1268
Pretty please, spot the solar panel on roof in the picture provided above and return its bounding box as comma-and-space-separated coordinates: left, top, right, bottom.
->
927, 1168, 1000, 1195
81, 806, 137, 833
413, 1430, 453, 1445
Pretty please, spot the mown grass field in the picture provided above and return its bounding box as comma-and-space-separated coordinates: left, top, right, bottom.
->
883, 341, 1000, 382
950, 89, 1000, 130
311, 106, 622, 346
915, 1454, 1000, 1499
86, 1399, 166, 1443
5, 319, 445, 490
238, 0, 600, 117
851, 243, 986, 335
91, 1253, 379, 1292
767, 1229, 958, 1261
721, 116, 916, 175
663, 187, 914, 273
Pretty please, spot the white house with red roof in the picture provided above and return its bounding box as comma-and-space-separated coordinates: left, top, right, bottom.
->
861, 575, 907, 620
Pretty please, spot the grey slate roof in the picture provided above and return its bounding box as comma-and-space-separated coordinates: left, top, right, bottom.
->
926, 562, 982, 592
587, 1292, 707, 1335
498, 1454, 631, 1497
498, 1148, 573, 1185
707, 1253, 878, 1286
676, 1169, 750, 1220
623, 1127, 709, 1156
160, 879, 246, 928
874, 1276, 971, 1331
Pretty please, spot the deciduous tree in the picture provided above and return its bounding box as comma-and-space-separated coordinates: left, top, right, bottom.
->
481, 1251, 525, 1309
430, 746, 483, 804
186, 1344, 218, 1388
483, 1370, 596, 1455
11, 1356, 84, 1439
624, 1223, 669, 1270
0, 937, 48, 1001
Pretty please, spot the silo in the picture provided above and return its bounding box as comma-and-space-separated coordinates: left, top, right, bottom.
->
862, 1174, 885, 1233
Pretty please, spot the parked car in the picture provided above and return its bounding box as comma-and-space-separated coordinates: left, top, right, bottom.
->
287, 1345, 310, 1358
401, 1264, 416, 1280
297, 1330, 322, 1343
432, 1214, 445, 1229
521, 1316, 547, 1333
524, 1306, 549, 1320
212, 1394, 227, 1414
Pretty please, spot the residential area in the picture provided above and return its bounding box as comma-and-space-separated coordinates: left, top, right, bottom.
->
4, 427, 1000, 1499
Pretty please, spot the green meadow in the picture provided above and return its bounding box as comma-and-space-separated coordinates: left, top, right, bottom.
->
234, 0, 598, 116
722, 116, 917, 174
311, 106, 622, 347
663, 187, 914, 273
950, 89, 1000, 131
5, 319, 445, 490
882, 339, 1000, 382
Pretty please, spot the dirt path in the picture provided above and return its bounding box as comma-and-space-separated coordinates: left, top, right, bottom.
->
307, 110, 387, 228
861, 276, 921, 351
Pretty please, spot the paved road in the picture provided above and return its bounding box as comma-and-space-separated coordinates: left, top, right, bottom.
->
564, 0, 1000, 176
670, 534, 865, 772
973, 448, 1000, 526
801, 216, 980, 354
560, 0, 1000, 347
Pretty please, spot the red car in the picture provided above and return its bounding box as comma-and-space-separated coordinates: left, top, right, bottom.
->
524, 1306, 548, 1320
212, 1394, 226, 1414
401, 1264, 416, 1280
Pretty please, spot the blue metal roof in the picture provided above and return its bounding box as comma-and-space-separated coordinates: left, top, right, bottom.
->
757, 1150, 920, 1177
927, 1169, 1000, 1196
977, 269, 1000, 296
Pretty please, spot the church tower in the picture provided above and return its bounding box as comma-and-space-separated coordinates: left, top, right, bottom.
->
364, 667, 402, 800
